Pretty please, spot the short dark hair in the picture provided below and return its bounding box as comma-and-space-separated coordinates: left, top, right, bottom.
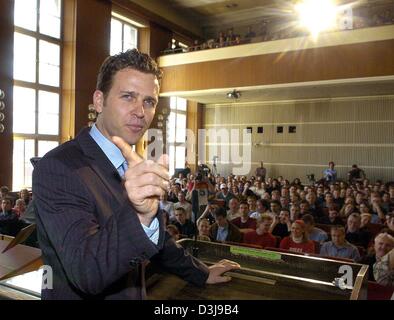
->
214, 207, 227, 218
175, 207, 186, 214
96, 49, 162, 98
301, 214, 315, 225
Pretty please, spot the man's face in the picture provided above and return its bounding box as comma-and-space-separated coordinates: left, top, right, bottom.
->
198, 220, 210, 236
178, 192, 185, 202
347, 216, 360, 232
1, 200, 12, 212
386, 216, 394, 231
279, 211, 289, 223
300, 202, 309, 213
258, 220, 272, 234
331, 229, 345, 246
270, 203, 280, 213
247, 198, 256, 209
175, 210, 186, 224
328, 209, 338, 219
240, 204, 249, 216
306, 192, 316, 204
94, 68, 159, 145
229, 199, 239, 211
215, 215, 227, 228
374, 237, 394, 259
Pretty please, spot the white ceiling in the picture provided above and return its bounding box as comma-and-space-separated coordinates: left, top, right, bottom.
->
160, 77, 394, 104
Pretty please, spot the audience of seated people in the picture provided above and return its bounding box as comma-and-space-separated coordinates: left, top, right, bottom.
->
3, 159, 394, 294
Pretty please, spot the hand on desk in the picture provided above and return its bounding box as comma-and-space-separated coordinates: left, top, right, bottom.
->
206, 259, 241, 284
112, 136, 170, 226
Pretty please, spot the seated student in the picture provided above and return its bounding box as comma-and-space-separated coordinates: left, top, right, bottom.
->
227, 198, 240, 221
231, 201, 257, 233
0, 198, 20, 236
271, 209, 292, 239
166, 224, 180, 241
173, 207, 196, 239
345, 213, 372, 249
197, 218, 211, 241
13, 198, 26, 217
249, 199, 270, 219
302, 214, 328, 244
319, 208, 345, 225
360, 232, 394, 281
280, 220, 315, 254
320, 226, 360, 261
209, 207, 242, 243
243, 214, 277, 248
373, 248, 394, 287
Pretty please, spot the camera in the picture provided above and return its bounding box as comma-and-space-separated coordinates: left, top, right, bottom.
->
306, 174, 315, 182
196, 163, 210, 181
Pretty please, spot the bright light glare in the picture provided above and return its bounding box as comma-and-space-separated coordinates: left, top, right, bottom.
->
296, 0, 338, 39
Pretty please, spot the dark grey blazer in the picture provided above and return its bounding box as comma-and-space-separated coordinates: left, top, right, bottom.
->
33, 127, 209, 300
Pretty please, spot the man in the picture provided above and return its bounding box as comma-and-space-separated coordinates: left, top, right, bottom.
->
255, 161, 266, 181
361, 232, 394, 281
301, 214, 328, 244
323, 161, 337, 183
159, 193, 175, 221
243, 214, 276, 248
33, 49, 239, 300
271, 209, 292, 239
210, 207, 242, 243
250, 199, 270, 219
226, 198, 240, 221
173, 207, 196, 239
320, 226, 360, 261
231, 201, 257, 233
0, 198, 20, 236
345, 213, 372, 249
348, 164, 366, 183
174, 191, 192, 220
216, 183, 234, 209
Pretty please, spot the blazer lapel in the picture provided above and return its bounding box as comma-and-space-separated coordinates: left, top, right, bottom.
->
75, 127, 126, 205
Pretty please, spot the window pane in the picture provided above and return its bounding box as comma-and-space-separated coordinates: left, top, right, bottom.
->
177, 97, 187, 111
169, 145, 175, 177
39, 0, 61, 38
12, 138, 35, 190
13, 86, 36, 134
38, 140, 59, 157
175, 113, 186, 143
39, 40, 60, 86
110, 19, 123, 55
38, 91, 59, 135
14, 33, 36, 83
14, 0, 37, 31
170, 96, 177, 110
175, 146, 185, 169
167, 112, 176, 143
123, 24, 137, 50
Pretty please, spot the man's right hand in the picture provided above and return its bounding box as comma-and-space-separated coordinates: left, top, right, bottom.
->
112, 136, 170, 226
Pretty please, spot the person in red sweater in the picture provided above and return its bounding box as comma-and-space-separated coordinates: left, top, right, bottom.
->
231, 201, 257, 233
243, 214, 277, 248
280, 220, 315, 254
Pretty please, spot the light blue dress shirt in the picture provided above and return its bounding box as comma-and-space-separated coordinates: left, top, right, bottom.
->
216, 225, 229, 242
89, 124, 159, 244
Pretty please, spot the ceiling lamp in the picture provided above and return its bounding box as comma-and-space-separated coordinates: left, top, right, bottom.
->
227, 89, 241, 99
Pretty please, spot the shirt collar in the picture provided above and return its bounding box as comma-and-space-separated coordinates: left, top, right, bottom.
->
89, 124, 125, 170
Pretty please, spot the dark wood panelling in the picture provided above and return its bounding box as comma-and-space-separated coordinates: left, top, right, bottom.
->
0, 0, 14, 187
73, 0, 111, 136
149, 22, 172, 60
160, 39, 394, 92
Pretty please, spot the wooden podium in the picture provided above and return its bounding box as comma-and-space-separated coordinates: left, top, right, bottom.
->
0, 224, 42, 281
